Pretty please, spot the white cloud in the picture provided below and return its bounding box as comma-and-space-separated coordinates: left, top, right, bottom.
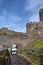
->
0, 16, 4, 21
0, 10, 21, 23
14, 24, 26, 33
10, 15, 21, 22
25, 0, 43, 22
3, 23, 26, 33
0, 10, 25, 32
4, 24, 15, 27
25, 0, 43, 11
15, 27, 26, 33
29, 12, 39, 22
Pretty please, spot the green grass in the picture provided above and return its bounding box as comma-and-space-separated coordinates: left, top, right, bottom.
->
18, 39, 43, 65
32, 40, 43, 49
0, 49, 10, 65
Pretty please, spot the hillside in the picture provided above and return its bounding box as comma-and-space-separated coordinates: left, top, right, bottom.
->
32, 40, 43, 49
19, 39, 43, 65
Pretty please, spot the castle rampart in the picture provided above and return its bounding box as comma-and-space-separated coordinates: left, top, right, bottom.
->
0, 9, 43, 50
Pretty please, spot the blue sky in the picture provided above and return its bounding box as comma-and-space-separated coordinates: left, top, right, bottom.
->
0, 0, 43, 32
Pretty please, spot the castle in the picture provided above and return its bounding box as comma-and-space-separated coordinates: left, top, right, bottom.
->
0, 9, 43, 50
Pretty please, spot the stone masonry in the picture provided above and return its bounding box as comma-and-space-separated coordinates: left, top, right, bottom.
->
0, 9, 43, 50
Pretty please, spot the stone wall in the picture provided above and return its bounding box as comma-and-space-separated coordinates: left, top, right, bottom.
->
0, 9, 43, 50
0, 29, 28, 50
26, 22, 38, 33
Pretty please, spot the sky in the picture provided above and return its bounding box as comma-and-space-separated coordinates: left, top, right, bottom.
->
0, 0, 43, 32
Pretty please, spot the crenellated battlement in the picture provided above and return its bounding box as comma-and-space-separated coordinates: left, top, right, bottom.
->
0, 9, 43, 50
26, 22, 38, 33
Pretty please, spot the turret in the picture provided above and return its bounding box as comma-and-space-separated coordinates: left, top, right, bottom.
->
39, 8, 43, 21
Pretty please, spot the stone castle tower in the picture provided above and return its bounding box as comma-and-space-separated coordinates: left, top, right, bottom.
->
39, 8, 43, 21
26, 8, 43, 39
0, 8, 43, 50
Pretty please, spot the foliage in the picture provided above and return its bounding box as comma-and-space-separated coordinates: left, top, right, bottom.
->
0, 49, 10, 65
32, 40, 43, 49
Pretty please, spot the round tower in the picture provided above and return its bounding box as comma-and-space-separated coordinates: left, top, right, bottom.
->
39, 8, 43, 21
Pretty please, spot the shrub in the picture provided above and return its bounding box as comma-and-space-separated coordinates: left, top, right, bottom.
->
0, 49, 11, 65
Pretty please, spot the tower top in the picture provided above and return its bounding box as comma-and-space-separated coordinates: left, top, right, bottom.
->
39, 8, 43, 21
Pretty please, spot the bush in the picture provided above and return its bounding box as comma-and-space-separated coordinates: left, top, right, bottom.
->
0, 49, 11, 65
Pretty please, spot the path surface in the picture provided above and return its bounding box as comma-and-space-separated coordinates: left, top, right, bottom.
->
11, 55, 31, 65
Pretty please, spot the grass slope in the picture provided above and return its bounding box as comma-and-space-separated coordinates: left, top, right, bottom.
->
32, 40, 43, 49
